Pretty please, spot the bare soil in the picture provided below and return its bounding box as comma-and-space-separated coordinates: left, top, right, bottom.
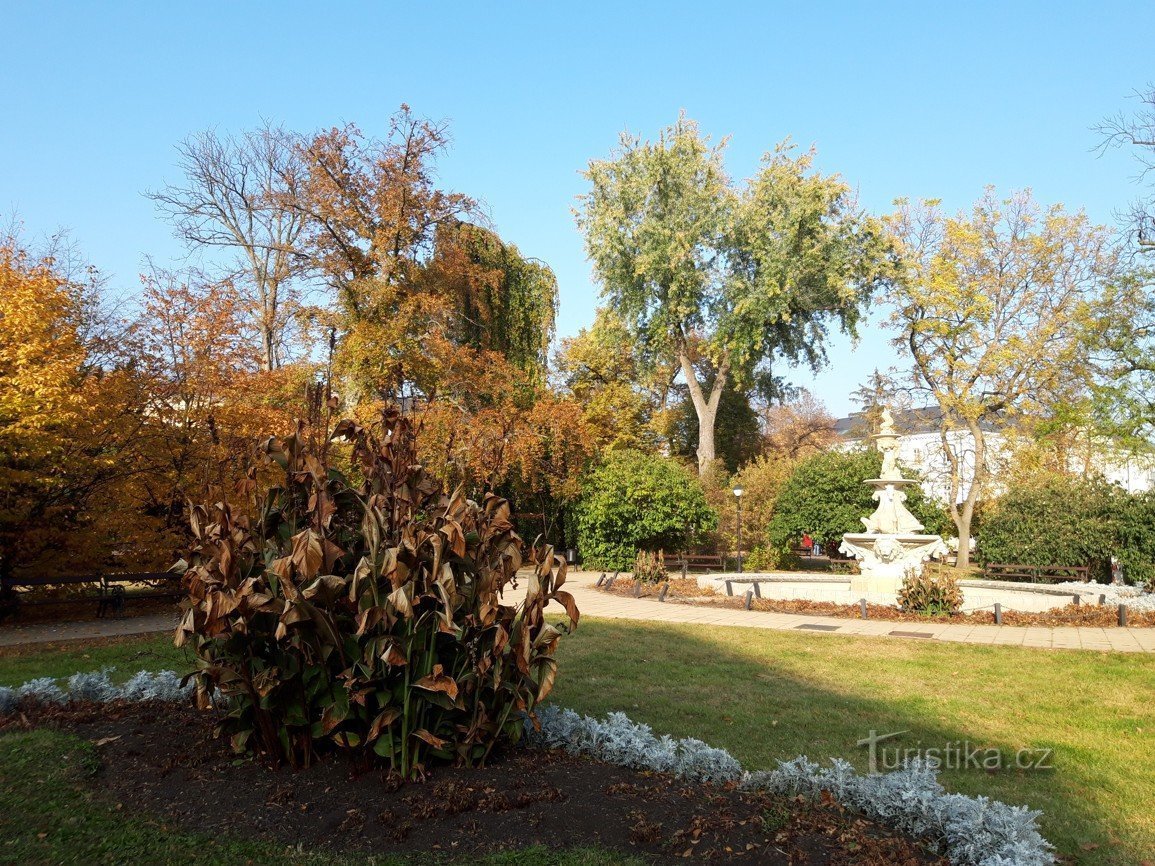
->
2, 701, 947, 864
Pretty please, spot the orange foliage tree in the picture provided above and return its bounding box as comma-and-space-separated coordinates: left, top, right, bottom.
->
0, 237, 148, 579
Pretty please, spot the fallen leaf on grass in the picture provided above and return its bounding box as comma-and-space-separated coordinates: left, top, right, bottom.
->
93, 736, 121, 746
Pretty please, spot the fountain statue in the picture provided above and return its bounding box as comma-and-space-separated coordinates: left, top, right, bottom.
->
839, 408, 948, 594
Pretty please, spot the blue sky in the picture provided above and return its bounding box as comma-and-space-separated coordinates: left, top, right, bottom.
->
1, 1, 1149, 416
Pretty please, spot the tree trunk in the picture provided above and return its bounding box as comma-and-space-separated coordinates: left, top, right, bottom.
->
678, 349, 727, 476
953, 420, 986, 569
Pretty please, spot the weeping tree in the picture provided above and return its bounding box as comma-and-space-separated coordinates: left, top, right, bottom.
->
576, 115, 898, 475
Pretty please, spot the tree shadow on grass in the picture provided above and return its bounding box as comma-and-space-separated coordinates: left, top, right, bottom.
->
550, 617, 1155, 866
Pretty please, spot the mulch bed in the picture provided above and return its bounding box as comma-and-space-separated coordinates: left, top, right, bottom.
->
1, 701, 947, 864
599, 577, 1155, 628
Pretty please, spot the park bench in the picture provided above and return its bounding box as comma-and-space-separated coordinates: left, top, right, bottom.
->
675, 553, 725, 573
0, 571, 183, 621
983, 563, 1090, 583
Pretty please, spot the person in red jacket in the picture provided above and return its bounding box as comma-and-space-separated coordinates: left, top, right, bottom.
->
801, 532, 814, 556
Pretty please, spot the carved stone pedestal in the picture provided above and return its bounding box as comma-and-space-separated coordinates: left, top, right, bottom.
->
839, 533, 950, 594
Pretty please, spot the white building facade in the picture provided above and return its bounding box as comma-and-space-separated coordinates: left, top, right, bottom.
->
834, 409, 1155, 505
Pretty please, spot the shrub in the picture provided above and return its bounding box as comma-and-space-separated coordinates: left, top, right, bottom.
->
575, 449, 716, 570
978, 473, 1116, 580
898, 570, 963, 616
66, 670, 118, 702
632, 550, 668, 583
767, 449, 948, 556
175, 407, 578, 777
15, 677, 66, 704
742, 545, 779, 572
702, 455, 795, 565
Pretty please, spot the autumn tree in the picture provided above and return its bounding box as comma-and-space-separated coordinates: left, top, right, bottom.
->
0, 236, 147, 579
429, 221, 558, 379
577, 115, 896, 475
761, 391, 839, 459
883, 189, 1120, 567
292, 109, 478, 399
149, 124, 308, 371
554, 308, 673, 453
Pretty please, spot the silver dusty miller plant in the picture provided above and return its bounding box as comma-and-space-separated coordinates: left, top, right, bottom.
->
529, 707, 1054, 866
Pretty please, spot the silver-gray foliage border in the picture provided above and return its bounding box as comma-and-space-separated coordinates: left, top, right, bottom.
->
0, 670, 192, 714
0, 673, 1052, 865
526, 706, 1053, 866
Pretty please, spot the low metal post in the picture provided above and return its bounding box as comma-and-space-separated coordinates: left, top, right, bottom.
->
752, 582, 761, 599
633, 580, 641, 597
744, 589, 754, 611
1072, 594, 1080, 606
606, 571, 618, 589
658, 583, 669, 602
1099, 593, 1107, 606
994, 602, 1002, 625
596, 573, 606, 587
859, 598, 868, 619
1119, 604, 1128, 627
725, 580, 734, 596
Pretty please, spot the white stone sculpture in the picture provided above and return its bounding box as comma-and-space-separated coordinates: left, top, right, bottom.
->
839, 407, 948, 595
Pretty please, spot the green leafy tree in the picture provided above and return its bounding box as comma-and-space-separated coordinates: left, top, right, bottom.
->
767, 449, 948, 556
576, 114, 896, 475
575, 449, 717, 569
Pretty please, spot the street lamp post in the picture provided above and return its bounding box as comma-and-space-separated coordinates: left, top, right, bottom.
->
732, 486, 744, 573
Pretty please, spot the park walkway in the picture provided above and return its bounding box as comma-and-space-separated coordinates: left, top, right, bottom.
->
562, 570, 1155, 653
1, 570, 1152, 653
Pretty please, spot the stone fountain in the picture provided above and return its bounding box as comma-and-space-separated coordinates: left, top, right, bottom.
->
839, 408, 948, 595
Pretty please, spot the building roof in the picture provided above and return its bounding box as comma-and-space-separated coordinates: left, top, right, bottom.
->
834, 407, 1003, 439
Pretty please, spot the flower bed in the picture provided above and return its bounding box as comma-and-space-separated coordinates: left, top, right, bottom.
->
0, 672, 952, 865
0, 669, 1053, 865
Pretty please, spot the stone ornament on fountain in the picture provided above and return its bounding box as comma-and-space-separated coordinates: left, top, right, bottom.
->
839, 407, 948, 596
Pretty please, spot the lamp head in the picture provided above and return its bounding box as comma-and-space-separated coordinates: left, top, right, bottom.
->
732, 486, 744, 498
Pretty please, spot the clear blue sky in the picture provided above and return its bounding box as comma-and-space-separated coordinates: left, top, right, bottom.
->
1, 1, 1149, 416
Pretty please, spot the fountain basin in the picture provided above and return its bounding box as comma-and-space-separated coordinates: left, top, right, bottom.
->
839, 533, 950, 593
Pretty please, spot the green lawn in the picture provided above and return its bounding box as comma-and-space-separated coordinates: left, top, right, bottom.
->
1, 620, 1152, 864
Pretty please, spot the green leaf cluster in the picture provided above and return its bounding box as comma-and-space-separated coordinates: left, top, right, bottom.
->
767, 449, 948, 553
979, 473, 1155, 586
575, 450, 717, 570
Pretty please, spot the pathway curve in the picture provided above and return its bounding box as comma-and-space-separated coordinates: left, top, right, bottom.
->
2, 571, 1152, 653
562, 570, 1155, 654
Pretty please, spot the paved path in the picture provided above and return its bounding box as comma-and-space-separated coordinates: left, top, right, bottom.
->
562, 571, 1155, 654
2, 571, 1152, 653
0, 612, 177, 648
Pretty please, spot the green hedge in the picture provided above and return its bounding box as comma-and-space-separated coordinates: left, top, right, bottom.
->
767, 449, 949, 555
575, 449, 717, 570
980, 474, 1155, 586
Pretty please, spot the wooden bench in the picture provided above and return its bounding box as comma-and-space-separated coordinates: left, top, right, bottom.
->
675, 553, 725, 573
983, 563, 1090, 583
0, 571, 183, 621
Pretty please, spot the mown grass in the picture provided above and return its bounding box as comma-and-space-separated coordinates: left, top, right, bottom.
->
1, 619, 1152, 864
552, 619, 1155, 866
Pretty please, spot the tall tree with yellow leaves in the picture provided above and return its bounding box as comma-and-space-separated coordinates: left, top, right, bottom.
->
883, 189, 1120, 567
